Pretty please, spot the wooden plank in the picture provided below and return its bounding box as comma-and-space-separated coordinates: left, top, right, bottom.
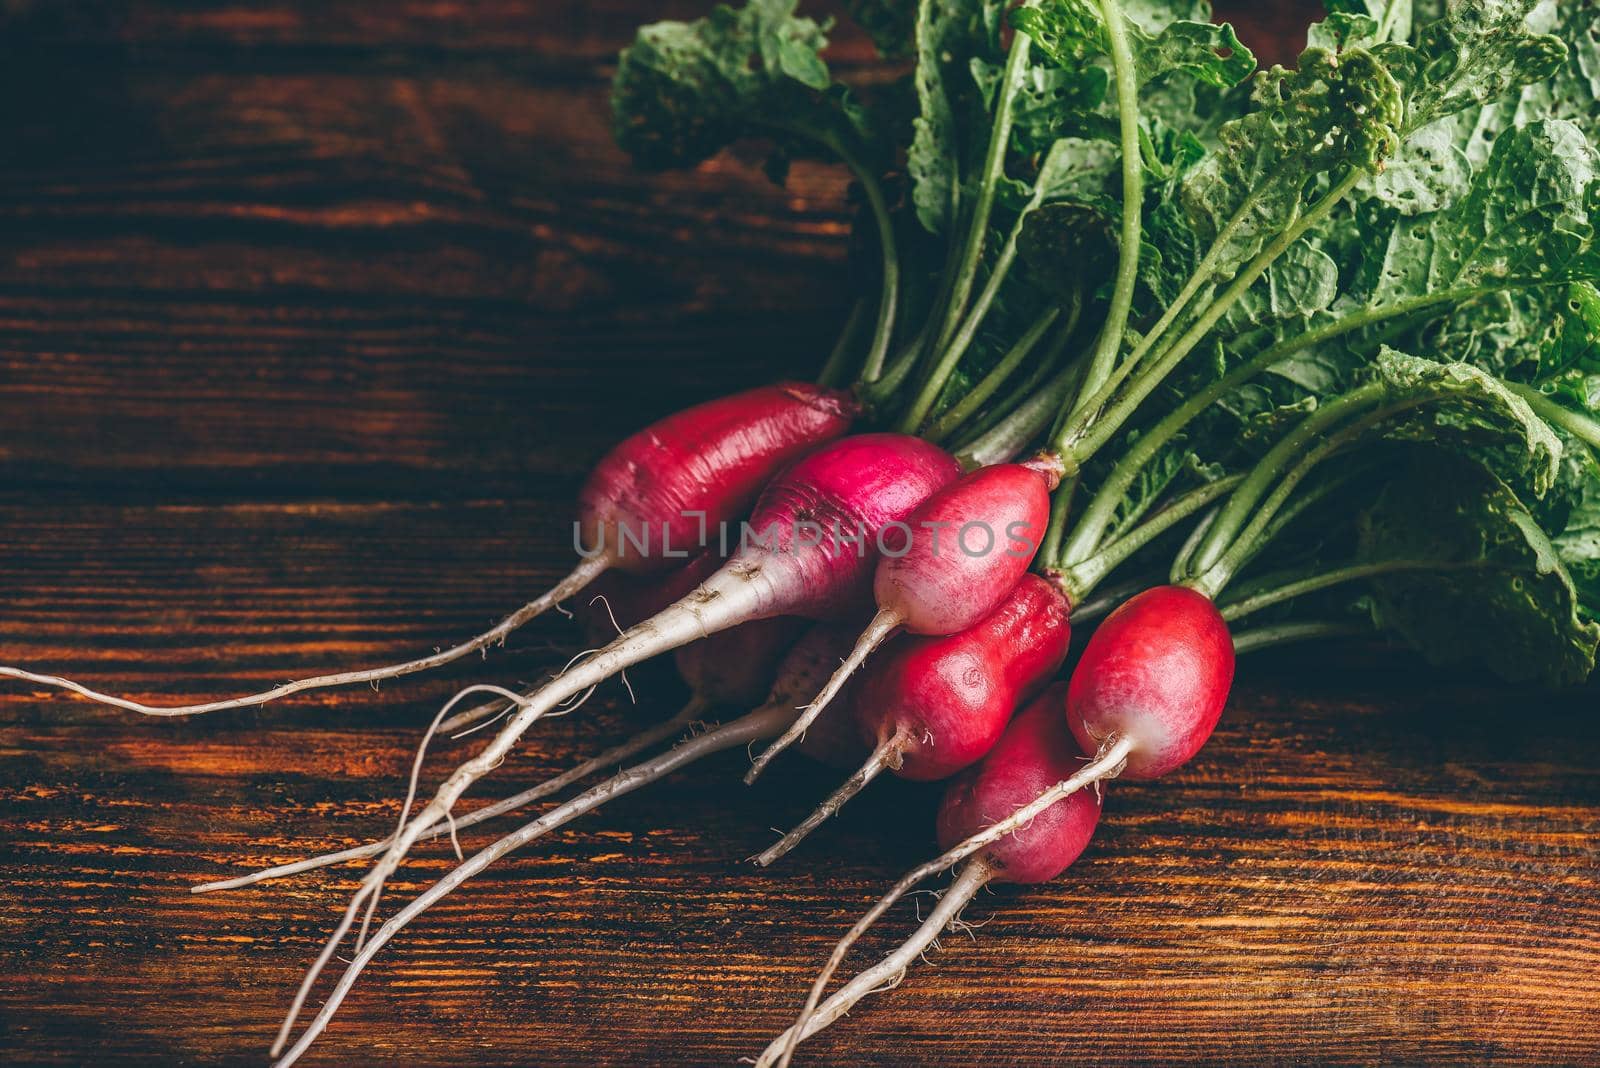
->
4, 0, 1595, 1065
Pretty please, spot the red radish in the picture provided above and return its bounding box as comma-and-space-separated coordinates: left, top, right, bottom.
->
270, 433, 961, 1058
753, 575, 1070, 865
768, 588, 1235, 1066
577, 382, 857, 575
0, 382, 856, 718
760, 686, 1102, 1067
1066, 584, 1234, 780
746, 458, 1059, 781
934, 685, 1103, 884
252, 627, 867, 1065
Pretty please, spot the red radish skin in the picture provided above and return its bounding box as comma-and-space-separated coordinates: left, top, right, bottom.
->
746, 460, 1057, 782
1066, 585, 1235, 780
252, 625, 869, 1065
936, 685, 1102, 883
752, 576, 1070, 866
862, 576, 1070, 782
760, 686, 1102, 1067
0, 382, 857, 719
867, 584, 1235, 877
579, 382, 858, 574
875, 460, 1058, 635
270, 435, 961, 1059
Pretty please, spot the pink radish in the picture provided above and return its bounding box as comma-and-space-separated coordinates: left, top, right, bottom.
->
746, 458, 1059, 781
760, 686, 1102, 1067
269, 433, 961, 1058
754, 574, 1070, 864
0, 382, 857, 717
248, 626, 869, 1065
576, 382, 858, 575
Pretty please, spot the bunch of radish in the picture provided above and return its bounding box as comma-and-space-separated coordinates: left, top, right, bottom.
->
5, 0, 1599, 1063
760, 586, 1235, 1065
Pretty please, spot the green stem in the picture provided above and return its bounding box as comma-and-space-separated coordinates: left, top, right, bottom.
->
899, 206, 1034, 433
1058, 286, 1477, 565
1037, 476, 1077, 569
926, 303, 1066, 444
1078, 0, 1145, 402
1507, 381, 1600, 451
930, 29, 1032, 357
1169, 504, 1220, 585
1048, 192, 1258, 438
1185, 380, 1386, 586
818, 298, 869, 388
1231, 620, 1372, 656
1192, 395, 1430, 596
1054, 168, 1365, 462
1218, 559, 1460, 623
831, 140, 901, 386
951, 330, 1077, 448
1055, 473, 1244, 601
957, 356, 1086, 466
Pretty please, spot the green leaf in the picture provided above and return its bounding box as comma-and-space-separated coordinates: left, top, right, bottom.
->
1358, 449, 1600, 686
1554, 475, 1600, 615
909, 0, 1006, 234
1324, 0, 1413, 44
1372, 347, 1564, 495
1451, 0, 1600, 169
1358, 119, 1471, 215
612, 0, 874, 174
1178, 43, 1403, 278
1376, 0, 1566, 135
1013, 0, 1256, 92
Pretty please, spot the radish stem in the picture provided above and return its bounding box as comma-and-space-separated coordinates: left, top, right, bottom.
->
1077, 0, 1144, 403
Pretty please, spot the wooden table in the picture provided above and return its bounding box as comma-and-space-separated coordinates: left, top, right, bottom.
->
2, 2, 1597, 1064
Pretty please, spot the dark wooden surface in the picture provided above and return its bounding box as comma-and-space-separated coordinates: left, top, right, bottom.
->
2, 2, 1598, 1065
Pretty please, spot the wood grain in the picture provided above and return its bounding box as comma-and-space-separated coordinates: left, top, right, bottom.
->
2, 1, 1597, 1065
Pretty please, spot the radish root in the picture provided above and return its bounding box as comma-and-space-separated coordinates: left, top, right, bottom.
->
778, 732, 1134, 1062
758, 858, 991, 1068
746, 607, 901, 783
283, 570, 766, 1047
753, 729, 907, 867
0, 555, 608, 717
192, 696, 710, 894
269, 700, 798, 1067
